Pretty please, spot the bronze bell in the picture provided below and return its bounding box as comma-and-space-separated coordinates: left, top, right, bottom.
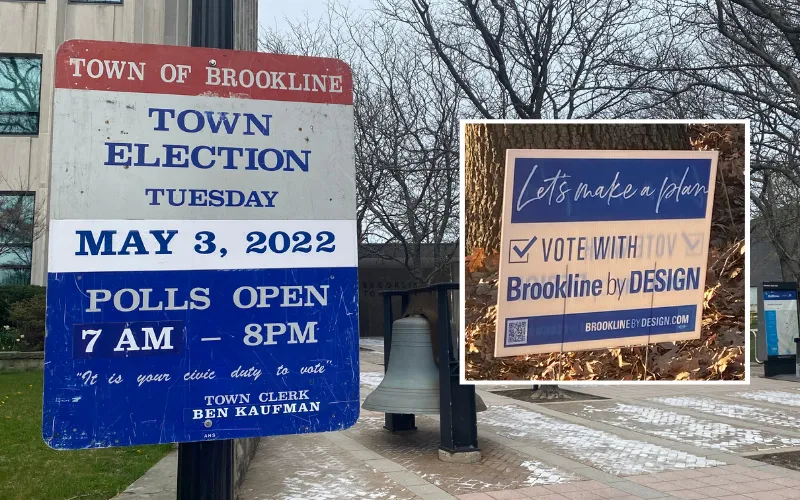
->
363, 315, 486, 414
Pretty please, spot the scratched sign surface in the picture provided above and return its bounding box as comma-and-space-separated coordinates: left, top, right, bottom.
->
43, 40, 359, 449
495, 149, 718, 358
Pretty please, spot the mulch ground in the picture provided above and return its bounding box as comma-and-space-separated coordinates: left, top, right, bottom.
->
750, 451, 800, 473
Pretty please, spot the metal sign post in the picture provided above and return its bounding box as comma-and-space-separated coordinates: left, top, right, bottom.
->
178, 4, 235, 498
494, 149, 719, 358
42, 23, 359, 500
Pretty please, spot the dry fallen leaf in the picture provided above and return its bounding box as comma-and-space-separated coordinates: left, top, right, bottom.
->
466, 248, 487, 273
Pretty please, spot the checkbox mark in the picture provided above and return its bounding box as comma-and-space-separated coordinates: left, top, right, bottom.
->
509, 237, 537, 263
682, 232, 703, 257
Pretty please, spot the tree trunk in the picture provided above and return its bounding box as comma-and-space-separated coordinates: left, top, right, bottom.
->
464, 123, 694, 254
530, 385, 565, 400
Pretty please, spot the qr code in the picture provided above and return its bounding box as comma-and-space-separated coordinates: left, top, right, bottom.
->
506, 319, 528, 345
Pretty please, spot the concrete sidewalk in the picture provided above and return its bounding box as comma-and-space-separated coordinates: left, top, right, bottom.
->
240, 350, 800, 499
123, 346, 800, 499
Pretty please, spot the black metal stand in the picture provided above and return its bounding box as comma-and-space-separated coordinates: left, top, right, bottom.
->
191, 0, 234, 48
764, 356, 796, 377
379, 283, 479, 454
177, 3, 235, 499
177, 440, 235, 500
435, 285, 479, 454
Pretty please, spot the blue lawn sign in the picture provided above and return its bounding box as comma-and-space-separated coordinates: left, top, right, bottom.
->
43, 40, 359, 449
495, 149, 718, 357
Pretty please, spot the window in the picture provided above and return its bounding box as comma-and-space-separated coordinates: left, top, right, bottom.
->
69, 0, 123, 3
0, 55, 42, 135
0, 193, 35, 285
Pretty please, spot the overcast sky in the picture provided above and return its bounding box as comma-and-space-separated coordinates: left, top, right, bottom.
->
258, 0, 376, 34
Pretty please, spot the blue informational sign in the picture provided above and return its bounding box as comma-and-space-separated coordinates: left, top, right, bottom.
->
762, 290, 799, 357
496, 149, 718, 357
45, 268, 358, 448
43, 41, 359, 449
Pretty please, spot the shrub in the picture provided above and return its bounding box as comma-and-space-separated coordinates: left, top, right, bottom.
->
9, 294, 46, 351
0, 326, 16, 351
0, 285, 46, 326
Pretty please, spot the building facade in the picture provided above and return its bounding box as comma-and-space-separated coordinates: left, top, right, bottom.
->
0, 0, 257, 286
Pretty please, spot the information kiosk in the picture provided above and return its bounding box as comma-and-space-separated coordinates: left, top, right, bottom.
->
757, 281, 800, 377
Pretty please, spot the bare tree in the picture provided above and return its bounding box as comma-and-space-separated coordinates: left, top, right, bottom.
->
705, 0, 799, 281
612, 0, 799, 277
261, 5, 461, 283
378, 0, 675, 119
655, 1, 798, 175
751, 171, 800, 280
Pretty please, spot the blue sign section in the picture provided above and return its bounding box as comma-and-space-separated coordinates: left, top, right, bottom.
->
764, 310, 779, 356
764, 291, 797, 301
511, 157, 712, 223
43, 267, 359, 449
504, 305, 697, 347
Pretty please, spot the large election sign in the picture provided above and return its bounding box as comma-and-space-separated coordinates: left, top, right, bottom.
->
43, 40, 359, 449
495, 149, 718, 357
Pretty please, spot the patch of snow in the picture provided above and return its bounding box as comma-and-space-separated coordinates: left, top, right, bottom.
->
360, 372, 385, 389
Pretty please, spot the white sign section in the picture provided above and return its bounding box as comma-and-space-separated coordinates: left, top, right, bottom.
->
43, 40, 359, 450
495, 149, 718, 357
763, 290, 799, 357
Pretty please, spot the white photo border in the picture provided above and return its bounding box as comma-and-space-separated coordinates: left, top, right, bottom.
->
458, 118, 751, 386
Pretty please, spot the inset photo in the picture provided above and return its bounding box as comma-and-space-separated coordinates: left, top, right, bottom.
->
462, 120, 746, 383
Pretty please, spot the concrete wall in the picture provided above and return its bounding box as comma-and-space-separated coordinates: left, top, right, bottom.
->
359, 269, 427, 337
358, 266, 455, 337
0, 351, 44, 372
234, 0, 258, 52
234, 437, 260, 490
118, 439, 259, 498
357, 244, 458, 336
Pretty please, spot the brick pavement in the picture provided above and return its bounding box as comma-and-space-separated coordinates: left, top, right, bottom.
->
551, 401, 800, 453
238, 431, 419, 500
459, 467, 800, 500
477, 404, 726, 475
649, 395, 800, 429
729, 390, 800, 407
237, 346, 800, 500
344, 410, 576, 495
